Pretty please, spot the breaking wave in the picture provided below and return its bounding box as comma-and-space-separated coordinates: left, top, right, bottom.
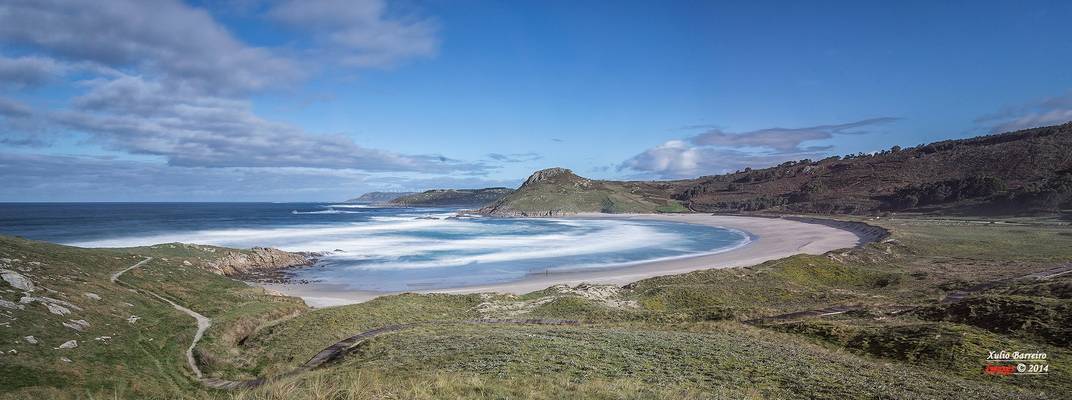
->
66, 207, 749, 291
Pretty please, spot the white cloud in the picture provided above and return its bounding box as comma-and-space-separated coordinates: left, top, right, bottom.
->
0, 0, 475, 177
0, 152, 376, 201
486, 152, 543, 163
976, 92, 1072, 133
50, 75, 488, 173
0, 55, 65, 87
690, 118, 899, 153
0, 96, 31, 117
619, 140, 823, 178
267, 0, 439, 68
0, 0, 301, 94
619, 118, 898, 178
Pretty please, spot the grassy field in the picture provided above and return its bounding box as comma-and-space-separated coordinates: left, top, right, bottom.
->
0, 238, 308, 399
2, 216, 1071, 399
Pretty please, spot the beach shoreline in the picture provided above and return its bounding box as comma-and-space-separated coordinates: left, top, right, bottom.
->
257, 214, 883, 308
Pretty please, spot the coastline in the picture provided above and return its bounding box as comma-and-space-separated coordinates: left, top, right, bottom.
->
257, 214, 881, 308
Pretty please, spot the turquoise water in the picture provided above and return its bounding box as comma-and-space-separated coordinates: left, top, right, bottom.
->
0, 203, 750, 291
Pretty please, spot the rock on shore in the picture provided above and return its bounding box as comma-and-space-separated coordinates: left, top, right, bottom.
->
204, 247, 313, 276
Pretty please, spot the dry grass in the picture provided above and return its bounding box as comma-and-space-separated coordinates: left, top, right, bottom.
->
228, 369, 733, 400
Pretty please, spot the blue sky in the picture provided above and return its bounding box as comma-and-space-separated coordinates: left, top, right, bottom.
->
1, 0, 1071, 201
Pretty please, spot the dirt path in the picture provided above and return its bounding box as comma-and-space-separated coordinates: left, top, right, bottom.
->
109, 256, 153, 283
111, 257, 212, 379
112, 256, 580, 390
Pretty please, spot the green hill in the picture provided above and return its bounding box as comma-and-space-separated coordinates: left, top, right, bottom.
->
479, 168, 688, 216
388, 187, 514, 207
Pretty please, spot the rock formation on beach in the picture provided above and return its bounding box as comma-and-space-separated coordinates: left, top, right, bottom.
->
203, 247, 314, 276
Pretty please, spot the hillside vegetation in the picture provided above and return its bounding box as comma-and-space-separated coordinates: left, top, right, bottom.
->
480, 168, 688, 216
0, 239, 307, 399
678, 122, 1072, 214
483, 123, 1072, 216
224, 217, 1072, 399
388, 188, 514, 207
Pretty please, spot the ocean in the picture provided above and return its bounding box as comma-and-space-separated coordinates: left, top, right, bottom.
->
0, 203, 750, 291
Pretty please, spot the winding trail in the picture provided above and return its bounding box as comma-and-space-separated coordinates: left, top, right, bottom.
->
111, 257, 212, 379
111, 256, 578, 390
112, 252, 1072, 390
109, 256, 153, 284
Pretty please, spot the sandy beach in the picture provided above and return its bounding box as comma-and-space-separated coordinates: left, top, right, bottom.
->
259, 214, 879, 307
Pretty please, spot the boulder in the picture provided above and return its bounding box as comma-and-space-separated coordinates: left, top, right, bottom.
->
0, 299, 23, 310
204, 247, 312, 276
57, 340, 77, 349
63, 319, 90, 331
45, 303, 71, 315
20, 296, 82, 315
0, 269, 35, 292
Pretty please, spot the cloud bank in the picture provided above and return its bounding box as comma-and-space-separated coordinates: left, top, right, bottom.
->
0, 0, 487, 200
976, 92, 1072, 133
620, 118, 899, 178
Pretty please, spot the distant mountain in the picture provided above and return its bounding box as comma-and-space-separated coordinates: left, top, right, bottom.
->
481, 123, 1072, 216
479, 168, 688, 216
343, 192, 416, 204
388, 188, 514, 207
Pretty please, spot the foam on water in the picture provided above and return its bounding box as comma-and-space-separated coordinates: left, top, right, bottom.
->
0, 203, 750, 291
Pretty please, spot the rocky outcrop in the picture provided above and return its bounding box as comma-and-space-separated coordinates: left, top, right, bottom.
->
204, 247, 313, 276
0, 299, 23, 310
1, 268, 35, 292
63, 319, 90, 331
522, 167, 589, 187
19, 295, 82, 315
